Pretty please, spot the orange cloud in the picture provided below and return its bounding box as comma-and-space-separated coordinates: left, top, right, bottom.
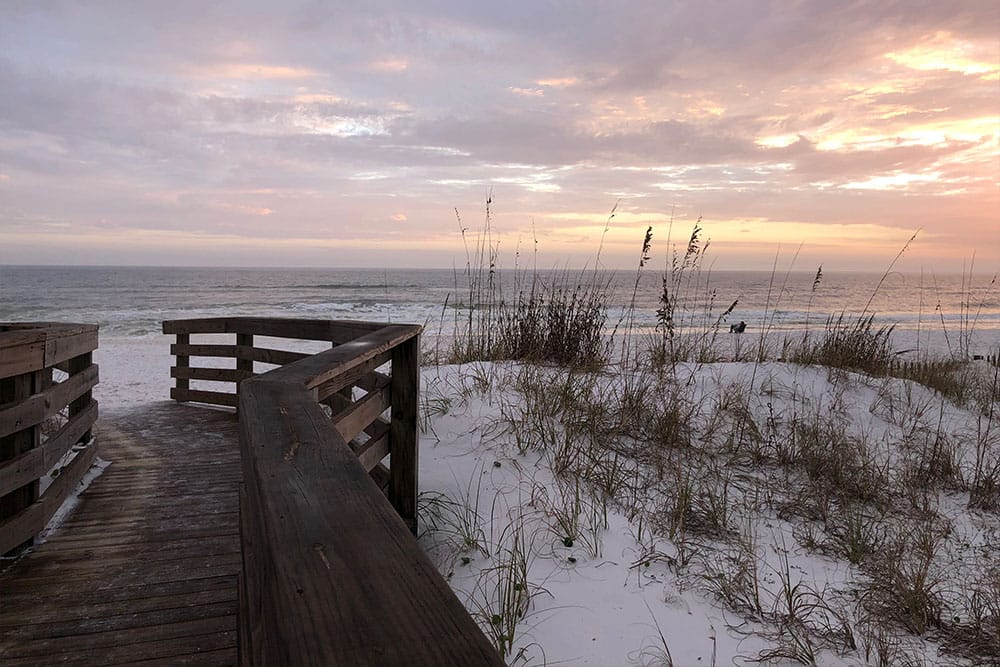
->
370, 58, 409, 72
537, 77, 579, 87
887, 32, 999, 78
185, 62, 319, 80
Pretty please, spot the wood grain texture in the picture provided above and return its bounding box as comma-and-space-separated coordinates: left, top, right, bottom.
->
0, 323, 97, 378
169, 387, 238, 408
0, 402, 241, 665
171, 366, 252, 383
163, 317, 385, 343
0, 330, 46, 378
0, 401, 97, 497
389, 335, 420, 532
0, 364, 99, 439
333, 380, 391, 444
239, 379, 501, 666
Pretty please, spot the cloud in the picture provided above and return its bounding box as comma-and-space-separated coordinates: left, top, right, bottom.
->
370, 58, 410, 72
0, 1, 996, 268
183, 62, 320, 80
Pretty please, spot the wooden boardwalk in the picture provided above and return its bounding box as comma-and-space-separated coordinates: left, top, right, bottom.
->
0, 402, 241, 666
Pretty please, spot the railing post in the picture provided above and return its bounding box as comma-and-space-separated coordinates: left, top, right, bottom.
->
67, 352, 93, 444
175, 333, 190, 398
236, 333, 253, 417
389, 334, 419, 534
0, 369, 40, 555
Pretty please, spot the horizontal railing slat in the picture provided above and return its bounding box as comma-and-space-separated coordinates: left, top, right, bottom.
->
315, 351, 392, 403
169, 344, 310, 367
0, 325, 97, 379
370, 462, 390, 492
0, 439, 98, 555
170, 343, 237, 358
41, 437, 97, 514
333, 383, 391, 444
353, 420, 391, 472
170, 367, 252, 383
0, 330, 47, 378
44, 327, 99, 368
0, 401, 97, 497
0, 502, 45, 556
1, 321, 100, 557
259, 325, 419, 392
169, 387, 238, 408
163, 317, 385, 343
0, 364, 99, 439
247, 347, 311, 366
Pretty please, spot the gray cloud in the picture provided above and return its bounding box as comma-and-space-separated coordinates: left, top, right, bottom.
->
1, 0, 996, 268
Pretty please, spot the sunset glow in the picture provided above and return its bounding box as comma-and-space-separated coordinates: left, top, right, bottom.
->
0, 2, 996, 270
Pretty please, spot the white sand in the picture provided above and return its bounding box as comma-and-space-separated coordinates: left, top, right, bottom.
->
81, 335, 998, 665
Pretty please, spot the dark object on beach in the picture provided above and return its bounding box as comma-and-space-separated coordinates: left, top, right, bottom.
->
730, 321, 747, 334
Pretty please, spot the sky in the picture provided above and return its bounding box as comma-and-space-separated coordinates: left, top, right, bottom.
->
0, 1, 997, 271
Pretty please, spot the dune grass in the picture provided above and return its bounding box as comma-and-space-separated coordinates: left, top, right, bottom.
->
419, 209, 1000, 665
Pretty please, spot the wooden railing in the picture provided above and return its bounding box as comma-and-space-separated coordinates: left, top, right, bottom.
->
164, 317, 411, 505
164, 317, 502, 665
0, 322, 99, 556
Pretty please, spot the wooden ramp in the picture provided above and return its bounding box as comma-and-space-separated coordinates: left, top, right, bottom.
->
0, 402, 241, 666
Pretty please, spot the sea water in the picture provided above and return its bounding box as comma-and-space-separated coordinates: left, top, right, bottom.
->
2, 265, 998, 355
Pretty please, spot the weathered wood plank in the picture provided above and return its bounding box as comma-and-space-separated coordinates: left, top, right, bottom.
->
238, 379, 500, 666
0, 364, 99, 439
333, 380, 391, 443
314, 350, 391, 403
44, 327, 98, 368
169, 387, 238, 408
296, 324, 420, 392
0, 606, 237, 657
353, 419, 390, 472
0, 401, 97, 497
5, 631, 238, 667
0, 324, 97, 378
35, 531, 237, 558
0, 574, 235, 614
39, 439, 96, 514
4, 595, 236, 650
66, 352, 94, 446
1, 370, 40, 555
171, 367, 251, 383
356, 369, 391, 393
236, 334, 254, 373
170, 344, 309, 367
163, 317, 385, 343
389, 334, 420, 533
0, 441, 102, 555
174, 332, 190, 393
0, 401, 240, 664
370, 462, 390, 492
170, 343, 237, 358
246, 346, 309, 366
0, 330, 46, 377
0, 501, 44, 555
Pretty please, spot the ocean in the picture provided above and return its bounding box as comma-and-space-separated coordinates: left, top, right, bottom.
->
2, 265, 999, 357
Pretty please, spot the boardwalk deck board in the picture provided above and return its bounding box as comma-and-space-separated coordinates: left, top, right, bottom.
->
2, 318, 502, 666
0, 402, 240, 666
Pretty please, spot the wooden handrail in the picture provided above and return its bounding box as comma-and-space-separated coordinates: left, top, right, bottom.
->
0, 322, 99, 555
164, 317, 501, 665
